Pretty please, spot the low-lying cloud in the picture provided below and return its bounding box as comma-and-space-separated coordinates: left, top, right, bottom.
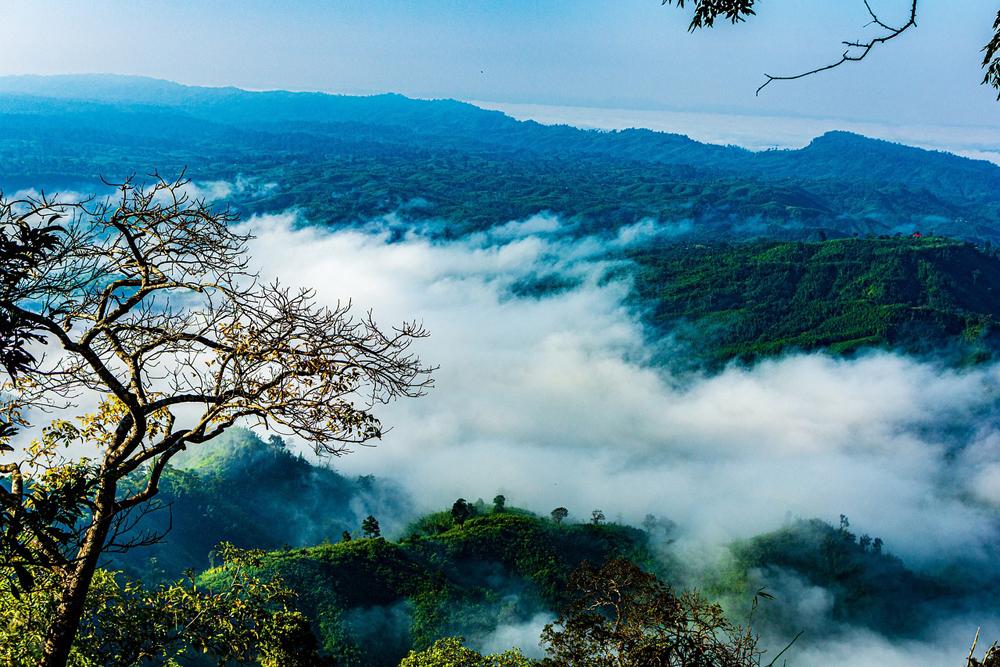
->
239, 211, 1000, 663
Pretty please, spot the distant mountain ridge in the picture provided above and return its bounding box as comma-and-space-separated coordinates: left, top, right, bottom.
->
1, 73, 999, 243
3, 74, 996, 202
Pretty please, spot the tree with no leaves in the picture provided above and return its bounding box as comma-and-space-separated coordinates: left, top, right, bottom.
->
0, 174, 433, 667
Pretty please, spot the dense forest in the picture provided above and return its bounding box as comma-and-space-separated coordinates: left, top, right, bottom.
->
625, 236, 1000, 366
1, 75, 1000, 244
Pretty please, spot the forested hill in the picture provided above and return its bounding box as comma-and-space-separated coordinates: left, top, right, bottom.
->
627, 236, 1000, 365
1, 74, 995, 205
109, 426, 943, 666
1, 74, 1000, 242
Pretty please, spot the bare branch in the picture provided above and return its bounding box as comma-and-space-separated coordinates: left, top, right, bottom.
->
757, 0, 918, 95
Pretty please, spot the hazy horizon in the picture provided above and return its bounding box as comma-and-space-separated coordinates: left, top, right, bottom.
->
5, 1, 1000, 136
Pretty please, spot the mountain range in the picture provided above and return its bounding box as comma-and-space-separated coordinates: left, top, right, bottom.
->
0, 74, 997, 243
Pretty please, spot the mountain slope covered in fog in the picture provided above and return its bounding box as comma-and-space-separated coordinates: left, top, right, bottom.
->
106, 430, 962, 666
6, 75, 1000, 665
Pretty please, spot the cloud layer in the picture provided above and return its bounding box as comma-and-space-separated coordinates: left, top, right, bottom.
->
240, 214, 1000, 567
232, 211, 1000, 664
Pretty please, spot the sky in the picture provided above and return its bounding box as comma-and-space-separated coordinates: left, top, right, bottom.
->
3, 0, 1000, 150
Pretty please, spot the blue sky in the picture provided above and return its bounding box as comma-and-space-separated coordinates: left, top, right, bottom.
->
3, 1, 999, 142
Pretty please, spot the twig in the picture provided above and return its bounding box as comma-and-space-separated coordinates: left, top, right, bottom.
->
757, 0, 918, 95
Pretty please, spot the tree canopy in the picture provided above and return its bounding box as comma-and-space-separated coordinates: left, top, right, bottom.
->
539, 558, 763, 667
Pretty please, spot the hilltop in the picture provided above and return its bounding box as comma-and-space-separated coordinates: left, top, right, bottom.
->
102, 429, 958, 665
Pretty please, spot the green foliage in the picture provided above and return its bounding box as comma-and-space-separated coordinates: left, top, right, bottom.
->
3, 80, 1000, 245
627, 236, 1000, 366
363, 516, 381, 539
968, 634, 1000, 667
259, 611, 328, 667
110, 428, 386, 582
0, 458, 97, 598
407, 510, 460, 536
452, 499, 473, 528
1, 544, 305, 666
251, 507, 650, 667
397, 637, 533, 667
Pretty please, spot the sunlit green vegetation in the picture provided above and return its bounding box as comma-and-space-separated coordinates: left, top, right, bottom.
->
111, 429, 399, 583
626, 236, 1000, 365
232, 509, 650, 666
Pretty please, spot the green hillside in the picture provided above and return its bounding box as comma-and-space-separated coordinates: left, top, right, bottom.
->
111, 429, 402, 582
3, 76, 997, 207
712, 518, 946, 637
199, 509, 651, 666
627, 236, 1000, 365
100, 430, 967, 664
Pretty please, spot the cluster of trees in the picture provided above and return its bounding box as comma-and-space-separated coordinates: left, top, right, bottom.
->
247, 505, 652, 664
99, 428, 403, 582
399, 558, 768, 667
718, 516, 944, 637
0, 540, 328, 666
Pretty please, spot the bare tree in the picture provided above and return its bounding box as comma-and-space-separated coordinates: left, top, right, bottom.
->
0, 174, 433, 667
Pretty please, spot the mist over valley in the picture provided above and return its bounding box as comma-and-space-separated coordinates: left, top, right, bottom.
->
5, 75, 1000, 665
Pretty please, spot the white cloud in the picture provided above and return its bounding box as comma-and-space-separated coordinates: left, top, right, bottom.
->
239, 212, 1000, 571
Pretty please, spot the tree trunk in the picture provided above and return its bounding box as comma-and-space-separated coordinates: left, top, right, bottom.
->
38, 484, 116, 667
